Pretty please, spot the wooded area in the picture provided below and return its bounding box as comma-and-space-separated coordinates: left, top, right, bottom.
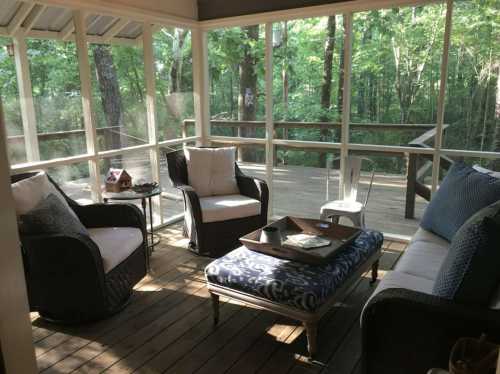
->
0, 0, 499, 180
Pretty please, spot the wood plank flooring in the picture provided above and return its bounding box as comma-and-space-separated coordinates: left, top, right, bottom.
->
32, 224, 407, 374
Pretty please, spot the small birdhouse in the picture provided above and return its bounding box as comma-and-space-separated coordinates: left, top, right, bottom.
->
105, 169, 132, 193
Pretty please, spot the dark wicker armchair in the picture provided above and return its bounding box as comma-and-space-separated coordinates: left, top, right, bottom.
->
12, 172, 147, 324
361, 288, 500, 374
166, 149, 269, 257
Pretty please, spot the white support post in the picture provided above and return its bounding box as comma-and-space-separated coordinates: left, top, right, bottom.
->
143, 23, 163, 224
265, 23, 274, 218
192, 27, 210, 146
340, 13, 353, 199
73, 10, 102, 202
13, 34, 40, 162
431, 0, 453, 194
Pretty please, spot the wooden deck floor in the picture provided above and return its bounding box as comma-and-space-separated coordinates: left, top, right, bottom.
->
32, 224, 407, 374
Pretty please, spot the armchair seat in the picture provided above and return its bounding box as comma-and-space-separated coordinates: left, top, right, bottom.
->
88, 227, 143, 274
200, 194, 261, 223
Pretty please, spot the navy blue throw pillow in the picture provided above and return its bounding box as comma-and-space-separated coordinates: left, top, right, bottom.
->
421, 162, 500, 241
19, 193, 88, 237
433, 211, 500, 306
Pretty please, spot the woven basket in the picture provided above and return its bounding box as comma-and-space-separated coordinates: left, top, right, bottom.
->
449, 336, 499, 374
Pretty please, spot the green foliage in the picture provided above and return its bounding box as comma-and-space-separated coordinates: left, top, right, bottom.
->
0, 0, 498, 176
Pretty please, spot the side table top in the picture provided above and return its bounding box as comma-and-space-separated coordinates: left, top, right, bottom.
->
102, 187, 161, 201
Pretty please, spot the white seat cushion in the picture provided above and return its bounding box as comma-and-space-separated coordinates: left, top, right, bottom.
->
199, 194, 261, 223
395, 229, 450, 281
362, 271, 435, 319
184, 147, 240, 197
321, 200, 363, 214
88, 227, 143, 274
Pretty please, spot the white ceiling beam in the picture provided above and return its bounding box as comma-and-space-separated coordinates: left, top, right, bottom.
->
7, 3, 36, 35
59, 19, 75, 40
22, 4, 47, 33
86, 14, 102, 32
102, 18, 129, 42
0, 27, 138, 46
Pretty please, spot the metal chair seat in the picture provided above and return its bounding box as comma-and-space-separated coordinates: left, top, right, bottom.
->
320, 156, 375, 229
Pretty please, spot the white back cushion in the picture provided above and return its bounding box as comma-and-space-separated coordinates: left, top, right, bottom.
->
184, 147, 239, 197
11, 171, 75, 217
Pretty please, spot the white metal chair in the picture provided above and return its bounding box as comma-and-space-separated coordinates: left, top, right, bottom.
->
320, 156, 375, 228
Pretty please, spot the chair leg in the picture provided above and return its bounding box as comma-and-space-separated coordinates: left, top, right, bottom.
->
211, 293, 220, 325
303, 321, 318, 358
370, 260, 379, 285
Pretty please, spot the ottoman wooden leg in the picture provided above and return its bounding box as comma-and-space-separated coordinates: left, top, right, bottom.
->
370, 260, 379, 285
304, 321, 318, 358
211, 293, 220, 325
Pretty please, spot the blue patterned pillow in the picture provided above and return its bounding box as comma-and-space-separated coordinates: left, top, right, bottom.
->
421, 162, 500, 241
433, 211, 500, 305
19, 194, 88, 237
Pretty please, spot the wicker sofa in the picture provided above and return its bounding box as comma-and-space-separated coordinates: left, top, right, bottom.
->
361, 227, 500, 374
12, 172, 147, 323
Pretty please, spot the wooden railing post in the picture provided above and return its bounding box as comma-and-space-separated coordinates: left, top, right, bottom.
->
405, 153, 417, 219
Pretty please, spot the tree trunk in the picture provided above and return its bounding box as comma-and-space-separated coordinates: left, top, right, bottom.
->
238, 25, 259, 162
319, 15, 336, 167
170, 29, 189, 94
92, 44, 126, 152
338, 17, 345, 117
491, 65, 500, 170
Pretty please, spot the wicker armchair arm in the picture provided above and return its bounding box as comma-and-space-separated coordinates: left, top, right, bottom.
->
236, 174, 269, 219
21, 233, 107, 308
75, 203, 146, 232
362, 288, 500, 374
177, 184, 202, 221
21, 233, 105, 274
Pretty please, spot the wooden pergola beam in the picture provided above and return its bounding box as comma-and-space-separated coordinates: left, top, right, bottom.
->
102, 18, 129, 42
7, 3, 36, 35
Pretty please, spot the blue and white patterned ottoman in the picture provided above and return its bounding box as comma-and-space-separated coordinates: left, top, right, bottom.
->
205, 229, 384, 357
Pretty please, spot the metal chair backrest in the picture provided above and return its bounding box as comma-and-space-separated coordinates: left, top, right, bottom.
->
326, 155, 376, 207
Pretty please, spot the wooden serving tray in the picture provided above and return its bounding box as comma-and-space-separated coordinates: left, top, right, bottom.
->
240, 216, 362, 265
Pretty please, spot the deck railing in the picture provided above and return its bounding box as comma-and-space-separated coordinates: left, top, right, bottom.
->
183, 119, 450, 219
7, 119, 451, 220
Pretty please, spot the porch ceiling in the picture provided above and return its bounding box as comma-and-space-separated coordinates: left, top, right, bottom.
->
0, 0, 143, 45
197, 0, 352, 21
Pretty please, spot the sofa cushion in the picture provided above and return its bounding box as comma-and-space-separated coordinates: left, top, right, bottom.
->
88, 227, 143, 273
11, 171, 76, 218
205, 230, 384, 312
184, 147, 240, 197
420, 162, 500, 241
433, 212, 500, 306
19, 194, 88, 237
363, 270, 435, 317
200, 194, 261, 223
394, 239, 449, 281
410, 227, 450, 248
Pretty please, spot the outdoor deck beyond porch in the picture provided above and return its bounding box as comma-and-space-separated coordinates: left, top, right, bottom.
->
31, 223, 407, 374
62, 161, 427, 237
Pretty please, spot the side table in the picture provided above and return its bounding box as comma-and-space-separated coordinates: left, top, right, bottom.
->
102, 187, 161, 268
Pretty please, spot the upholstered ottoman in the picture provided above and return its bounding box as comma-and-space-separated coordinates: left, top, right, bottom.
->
205, 229, 384, 357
